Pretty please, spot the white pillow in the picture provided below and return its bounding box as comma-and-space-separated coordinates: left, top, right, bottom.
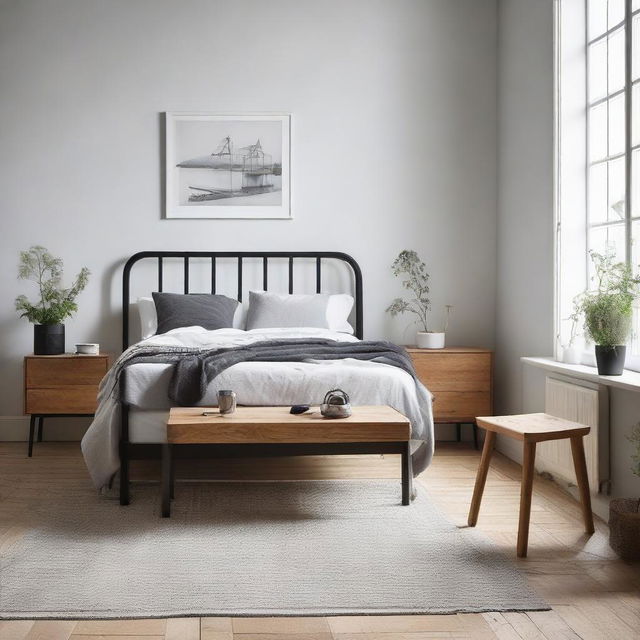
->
327, 293, 355, 334
137, 297, 245, 339
245, 291, 354, 333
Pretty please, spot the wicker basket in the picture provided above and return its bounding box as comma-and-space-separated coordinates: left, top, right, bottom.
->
609, 498, 640, 561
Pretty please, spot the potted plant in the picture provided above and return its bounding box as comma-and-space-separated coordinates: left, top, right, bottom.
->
15, 246, 90, 355
609, 423, 640, 561
577, 250, 640, 375
386, 249, 452, 349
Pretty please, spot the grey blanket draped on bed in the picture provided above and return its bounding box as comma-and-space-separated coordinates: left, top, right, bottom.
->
119, 338, 418, 406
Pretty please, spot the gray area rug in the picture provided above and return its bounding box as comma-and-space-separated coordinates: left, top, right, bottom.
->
0, 480, 548, 618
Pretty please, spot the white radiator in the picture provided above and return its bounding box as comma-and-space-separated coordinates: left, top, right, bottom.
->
540, 375, 610, 494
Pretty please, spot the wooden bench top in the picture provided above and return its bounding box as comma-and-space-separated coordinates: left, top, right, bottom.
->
476, 412, 590, 443
167, 405, 411, 444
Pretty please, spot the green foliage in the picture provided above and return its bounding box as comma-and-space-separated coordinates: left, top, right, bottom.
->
629, 423, 640, 478
386, 250, 431, 332
577, 250, 640, 347
15, 246, 90, 325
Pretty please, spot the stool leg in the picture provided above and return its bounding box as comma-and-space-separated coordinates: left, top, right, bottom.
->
570, 435, 595, 535
468, 430, 496, 526
517, 441, 536, 558
28, 415, 36, 457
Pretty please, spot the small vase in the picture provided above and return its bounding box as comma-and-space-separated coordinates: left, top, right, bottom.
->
594, 345, 626, 375
34, 324, 65, 355
416, 332, 445, 349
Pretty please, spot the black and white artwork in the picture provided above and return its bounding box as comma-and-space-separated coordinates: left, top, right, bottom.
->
165, 113, 291, 219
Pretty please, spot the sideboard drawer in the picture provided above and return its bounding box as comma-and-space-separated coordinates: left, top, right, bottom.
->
432, 391, 492, 421
25, 356, 108, 388
25, 387, 99, 414
410, 352, 491, 392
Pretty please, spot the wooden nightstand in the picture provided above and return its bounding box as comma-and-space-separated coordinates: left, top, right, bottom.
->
406, 347, 493, 448
24, 353, 110, 457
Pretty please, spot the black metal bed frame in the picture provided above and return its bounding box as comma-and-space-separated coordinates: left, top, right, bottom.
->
119, 250, 394, 507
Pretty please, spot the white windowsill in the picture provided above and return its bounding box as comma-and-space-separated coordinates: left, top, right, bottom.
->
521, 357, 640, 393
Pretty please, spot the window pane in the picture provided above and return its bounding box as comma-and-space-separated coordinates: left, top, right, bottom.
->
609, 0, 625, 28
589, 39, 608, 102
609, 157, 626, 219
590, 102, 608, 161
609, 93, 626, 155
589, 0, 608, 40
634, 14, 640, 80
634, 0, 640, 12
634, 84, 640, 146
633, 149, 640, 217
589, 163, 609, 224
633, 220, 640, 266
589, 224, 626, 280
608, 28, 626, 94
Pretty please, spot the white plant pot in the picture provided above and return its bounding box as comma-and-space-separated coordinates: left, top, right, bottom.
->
562, 345, 582, 365
416, 332, 445, 349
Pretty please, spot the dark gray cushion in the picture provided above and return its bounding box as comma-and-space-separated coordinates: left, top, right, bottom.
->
152, 292, 238, 334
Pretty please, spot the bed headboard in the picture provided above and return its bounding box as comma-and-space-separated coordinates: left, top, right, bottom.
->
122, 251, 364, 349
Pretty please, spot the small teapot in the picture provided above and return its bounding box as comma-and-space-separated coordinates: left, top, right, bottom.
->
320, 389, 352, 419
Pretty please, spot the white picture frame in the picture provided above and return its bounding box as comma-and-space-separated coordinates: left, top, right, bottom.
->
165, 113, 291, 219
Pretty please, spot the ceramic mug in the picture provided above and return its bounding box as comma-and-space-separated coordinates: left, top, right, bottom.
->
218, 390, 237, 414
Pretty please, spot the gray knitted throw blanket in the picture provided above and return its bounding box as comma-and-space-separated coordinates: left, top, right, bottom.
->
119, 339, 416, 406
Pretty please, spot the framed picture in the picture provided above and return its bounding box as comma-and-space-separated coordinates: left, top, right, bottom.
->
165, 113, 291, 219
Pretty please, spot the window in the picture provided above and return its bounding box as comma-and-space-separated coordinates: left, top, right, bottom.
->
583, 0, 640, 368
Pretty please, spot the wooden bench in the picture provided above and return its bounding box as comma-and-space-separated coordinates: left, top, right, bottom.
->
468, 412, 595, 557
162, 405, 412, 517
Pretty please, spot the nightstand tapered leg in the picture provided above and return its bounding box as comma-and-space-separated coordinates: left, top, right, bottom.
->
37, 416, 44, 442
28, 415, 36, 457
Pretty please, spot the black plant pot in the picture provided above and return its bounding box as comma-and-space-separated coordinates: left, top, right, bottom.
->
33, 324, 65, 355
595, 345, 626, 375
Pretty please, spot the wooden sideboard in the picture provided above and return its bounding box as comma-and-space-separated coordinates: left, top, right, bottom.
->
24, 353, 110, 456
406, 347, 493, 447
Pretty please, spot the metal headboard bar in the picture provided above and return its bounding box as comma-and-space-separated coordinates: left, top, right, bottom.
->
122, 251, 364, 350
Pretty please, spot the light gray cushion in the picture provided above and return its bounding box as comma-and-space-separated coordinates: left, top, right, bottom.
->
245, 291, 330, 330
152, 292, 238, 334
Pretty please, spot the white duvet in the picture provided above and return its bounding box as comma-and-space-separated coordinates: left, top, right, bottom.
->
81, 327, 434, 489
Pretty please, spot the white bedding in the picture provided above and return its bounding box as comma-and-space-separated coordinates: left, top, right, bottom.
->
81, 327, 434, 489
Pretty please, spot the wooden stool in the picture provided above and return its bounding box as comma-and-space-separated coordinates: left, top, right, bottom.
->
468, 413, 595, 558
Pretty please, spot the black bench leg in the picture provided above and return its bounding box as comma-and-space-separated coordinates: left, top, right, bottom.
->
28, 415, 36, 457
456, 423, 462, 442
162, 443, 172, 517
37, 416, 44, 442
473, 422, 479, 450
401, 442, 413, 505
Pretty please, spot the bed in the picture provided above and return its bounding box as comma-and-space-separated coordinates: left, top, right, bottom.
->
80, 251, 434, 505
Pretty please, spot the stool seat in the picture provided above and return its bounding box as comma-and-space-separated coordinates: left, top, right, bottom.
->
468, 412, 595, 558
476, 412, 590, 442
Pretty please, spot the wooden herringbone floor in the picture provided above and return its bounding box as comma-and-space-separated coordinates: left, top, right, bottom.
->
0, 441, 638, 640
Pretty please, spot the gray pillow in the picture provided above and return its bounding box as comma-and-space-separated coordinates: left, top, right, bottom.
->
245, 291, 330, 330
152, 292, 238, 334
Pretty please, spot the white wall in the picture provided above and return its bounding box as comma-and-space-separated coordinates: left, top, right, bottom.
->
0, 0, 498, 435
495, 0, 555, 415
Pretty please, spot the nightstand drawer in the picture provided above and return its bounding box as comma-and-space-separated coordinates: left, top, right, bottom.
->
25, 356, 108, 387
432, 391, 491, 421
25, 387, 99, 414
411, 352, 491, 392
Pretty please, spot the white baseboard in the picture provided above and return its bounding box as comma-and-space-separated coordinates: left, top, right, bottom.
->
0, 416, 91, 441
